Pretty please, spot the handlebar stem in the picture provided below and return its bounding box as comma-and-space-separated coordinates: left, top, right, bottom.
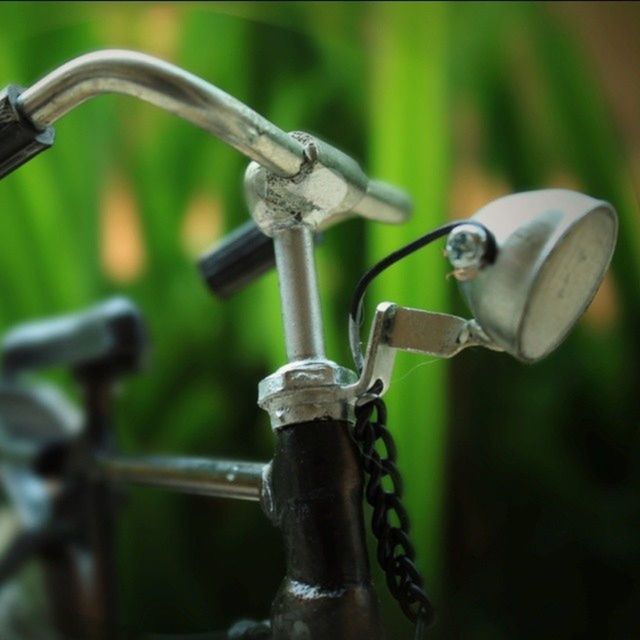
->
273, 227, 325, 362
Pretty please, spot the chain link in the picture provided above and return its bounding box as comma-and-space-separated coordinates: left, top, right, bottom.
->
353, 381, 435, 630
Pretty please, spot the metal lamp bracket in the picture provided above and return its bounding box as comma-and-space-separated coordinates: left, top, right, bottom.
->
350, 302, 503, 397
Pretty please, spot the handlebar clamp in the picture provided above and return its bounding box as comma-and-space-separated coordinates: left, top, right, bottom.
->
245, 131, 412, 237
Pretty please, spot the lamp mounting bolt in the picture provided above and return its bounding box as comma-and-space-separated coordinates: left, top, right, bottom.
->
445, 223, 491, 281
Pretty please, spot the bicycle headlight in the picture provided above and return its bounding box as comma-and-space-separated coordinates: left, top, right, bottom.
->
351, 189, 618, 394
457, 189, 618, 362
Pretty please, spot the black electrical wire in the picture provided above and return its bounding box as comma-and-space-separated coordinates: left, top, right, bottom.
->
348, 221, 458, 371
348, 219, 495, 372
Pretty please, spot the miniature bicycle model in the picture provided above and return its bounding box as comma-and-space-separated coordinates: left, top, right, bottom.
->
0, 50, 617, 639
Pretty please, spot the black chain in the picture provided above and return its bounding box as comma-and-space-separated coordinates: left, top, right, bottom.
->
353, 380, 435, 631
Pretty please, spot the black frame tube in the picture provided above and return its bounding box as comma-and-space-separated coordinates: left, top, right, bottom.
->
268, 418, 385, 639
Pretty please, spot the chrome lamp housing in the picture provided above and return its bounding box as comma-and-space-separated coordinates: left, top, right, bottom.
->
460, 189, 617, 362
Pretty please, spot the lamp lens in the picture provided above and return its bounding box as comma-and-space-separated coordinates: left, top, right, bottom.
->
519, 207, 616, 360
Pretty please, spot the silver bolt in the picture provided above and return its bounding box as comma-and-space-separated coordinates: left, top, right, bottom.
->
444, 224, 490, 280
302, 140, 318, 164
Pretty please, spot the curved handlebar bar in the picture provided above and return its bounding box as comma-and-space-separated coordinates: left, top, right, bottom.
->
18, 49, 305, 177
13, 49, 410, 223
1, 49, 414, 296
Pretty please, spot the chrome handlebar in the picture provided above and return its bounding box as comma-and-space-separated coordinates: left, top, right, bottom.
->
18, 49, 305, 177
16, 49, 411, 226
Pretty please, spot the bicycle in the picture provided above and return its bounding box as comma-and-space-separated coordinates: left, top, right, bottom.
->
0, 50, 618, 639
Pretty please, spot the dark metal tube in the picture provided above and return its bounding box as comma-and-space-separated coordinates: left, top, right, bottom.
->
80, 378, 119, 640
96, 454, 265, 502
269, 419, 385, 639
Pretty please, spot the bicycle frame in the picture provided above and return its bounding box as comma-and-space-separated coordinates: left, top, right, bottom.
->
0, 49, 617, 639
1, 49, 412, 639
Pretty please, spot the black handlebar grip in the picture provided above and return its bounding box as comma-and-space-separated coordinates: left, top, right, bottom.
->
0, 86, 55, 180
198, 220, 275, 299
2, 297, 148, 379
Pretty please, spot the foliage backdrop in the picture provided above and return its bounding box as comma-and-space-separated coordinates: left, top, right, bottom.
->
0, 3, 638, 638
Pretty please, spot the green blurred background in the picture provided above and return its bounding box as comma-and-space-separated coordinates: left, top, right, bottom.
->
0, 2, 639, 638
